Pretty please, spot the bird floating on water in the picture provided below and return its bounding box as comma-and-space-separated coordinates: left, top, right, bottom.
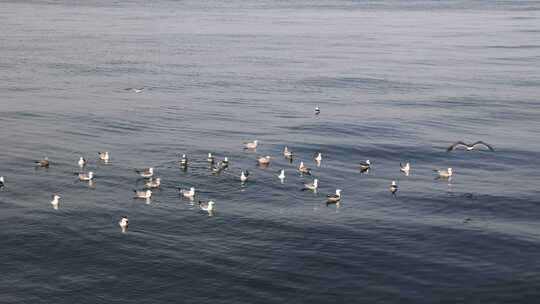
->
50, 194, 61, 209
78, 171, 94, 181
434, 168, 453, 179
135, 167, 154, 178
134, 189, 152, 199
78, 157, 87, 168
179, 154, 188, 167
257, 156, 271, 166
199, 200, 215, 213
446, 141, 494, 152
283, 147, 294, 159
240, 170, 249, 183
145, 178, 161, 188
119, 216, 129, 232
178, 186, 195, 199
389, 180, 398, 195
304, 178, 319, 191
298, 161, 311, 175
98, 151, 110, 161
327, 189, 341, 203
244, 140, 258, 149
35, 157, 49, 168
0, 176, 4, 188
315, 152, 322, 163
400, 162, 410, 176
315, 105, 320, 115
360, 160, 371, 172
126, 87, 144, 93
277, 169, 285, 182
207, 153, 215, 163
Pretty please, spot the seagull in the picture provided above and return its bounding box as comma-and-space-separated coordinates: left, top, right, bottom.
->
50, 194, 61, 209
98, 151, 110, 161
304, 178, 319, 191
315, 105, 320, 115
240, 170, 249, 183
283, 147, 294, 159
314, 152, 322, 163
145, 178, 161, 188
135, 167, 154, 178
198, 200, 215, 213
78, 171, 94, 181
277, 169, 285, 181
327, 189, 341, 203
447, 141, 494, 152
126, 87, 144, 93
0, 176, 4, 188
179, 154, 188, 167
211, 164, 225, 175
400, 162, 410, 176
244, 140, 258, 149
133, 189, 152, 199
222, 157, 229, 166
78, 157, 87, 168
35, 157, 49, 167
119, 217, 129, 231
434, 168, 453, 179
298, 161, 311, 175
389, 180, 398, 195
178, 186, 195, 199
257, 156, 271, 165
207, 153, 215, 164
359, 160, 371, 172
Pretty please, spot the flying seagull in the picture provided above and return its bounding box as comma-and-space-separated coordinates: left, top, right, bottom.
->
447, 141, 494, 152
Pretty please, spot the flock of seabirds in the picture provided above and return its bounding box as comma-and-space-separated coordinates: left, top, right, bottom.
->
0, 106, 495, 232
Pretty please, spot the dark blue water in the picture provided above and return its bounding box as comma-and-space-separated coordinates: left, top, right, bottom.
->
1, 1, 540, 303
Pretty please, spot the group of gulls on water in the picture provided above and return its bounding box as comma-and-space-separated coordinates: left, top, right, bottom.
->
0, 107, 495, 232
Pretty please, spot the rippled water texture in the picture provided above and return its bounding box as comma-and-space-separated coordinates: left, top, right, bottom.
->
1, 1, 540, 303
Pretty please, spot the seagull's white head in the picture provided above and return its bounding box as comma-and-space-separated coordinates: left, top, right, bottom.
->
88, 171, 94, 178
149, 167, 154, 173
391, 180, 397, 186
313, 179, 319, 187
299, 161, 304, 168
155, 178, 161, 183
336, 189, 341, 196
182, 154, 186, 158
366, 160, 371, 165
52, 194, 61, 201
253, 140, 258, 145
146, 190, 152, 196
119, 217, 128, 227
190, 187, 195, 194
448, 168, 453, 174
224, 157, 228, 162
0, 176, 4, 183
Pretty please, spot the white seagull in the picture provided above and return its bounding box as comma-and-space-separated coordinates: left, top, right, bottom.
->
298, 161, 311, 175
207, 153, 215, 163
277, 169, 285, 182
360, 160, 371, 172
135, 167, 154, 178
134, 189, 152, 199
315, 105, 320, 115
240, 170, 249, 183
78, 171, 94, 181
244, 140, 258, 149
50, 194, 61, 209
145, 178, 161, 188
98, 151, 110, 161
400, 162, 410, 176
178, 186, 196, 199
257, 156, 271, 165
0, 176, 4, 188
78, 157, 87, 168
447, 141, 494, 152
119, 217, 129, 232
389, 181, 398, 194
198, 200, 215, 213
283, 147, 294, 159
304, 178, 319, 191
435, 168, 453, 179
314, 152, 322, 163
327, 189, 342, 203
179, 154, 188, 167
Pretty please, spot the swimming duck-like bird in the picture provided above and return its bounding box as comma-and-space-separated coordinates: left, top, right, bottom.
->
434, 168, 453, 179
400, 162, 410, 176
244, 140, 258, 149
315, 105, 320, 115
389, 181, 398, 195
119, 216, 129, 232
35, 157, 50, 168
277, 169, 285, 181
207, 153, 215, 163
50, 194, 61, 209
314, 152, 322, 163
222, 157, 229, 166
78, 157, 87, 168
304, 178, 319, 191
78, 171, 94, 181
98, 151, 110, 161
298, 161, 312, 175
199, 200, 215, 213
327, 189, 342, 203
359, 160, 371, 172
240, 170, 249, 183
446, 141, 494, 152
257, 156, 271, 165
283, 147, 294, 159
145, 178, 161, 188
178, 186, 195, 199
134, 189, 152, 199
135, 167, 154, 178
0, 176, 4, 188
179, 154, 188, 167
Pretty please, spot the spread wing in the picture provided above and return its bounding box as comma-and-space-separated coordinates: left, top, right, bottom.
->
472, 141, 494, 151
446, 141, 468, 152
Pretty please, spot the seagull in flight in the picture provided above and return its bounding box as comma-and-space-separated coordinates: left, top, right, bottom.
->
446, 141, 494, 152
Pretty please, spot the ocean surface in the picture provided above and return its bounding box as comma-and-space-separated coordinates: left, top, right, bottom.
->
1, 0, 540, 303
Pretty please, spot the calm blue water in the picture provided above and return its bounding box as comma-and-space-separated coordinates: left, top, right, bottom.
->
1, 1, 540, 303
